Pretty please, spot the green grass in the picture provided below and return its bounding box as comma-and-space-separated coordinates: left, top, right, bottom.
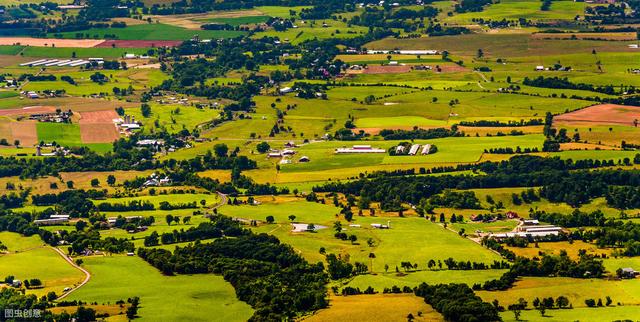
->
66, 255, 254, 322
356, 116, 449, 128
477, 276, 640, 308
446, 0, 587, 24
20, 47, 150, 58
0, 232, 84, 297
0, 45, 24, 55
0, 91, 18, 99
36, 122, 82, 146
51, 23, 246, 41
500, 306, 640, 322
203, 15, 270, 26
94, 193, 219, 208
344, 269, 507, 290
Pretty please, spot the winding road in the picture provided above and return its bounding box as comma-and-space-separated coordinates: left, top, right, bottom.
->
51, 246, 91, 300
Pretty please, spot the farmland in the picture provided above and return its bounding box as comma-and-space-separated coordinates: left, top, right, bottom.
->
1, 0, 640, 321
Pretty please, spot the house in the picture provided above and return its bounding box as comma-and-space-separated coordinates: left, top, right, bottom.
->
26, 91, 39, 99
522, 219, 539, 225
284, 141, 297, 148
421, 144, 431, 155
279, 87, 294, 94
268, 152, 282, 158
535, 65, 545, 71
124, 54, 137, 59
395, 145, 405, 154
299, 156, 310, 162
282, 149, 296, 155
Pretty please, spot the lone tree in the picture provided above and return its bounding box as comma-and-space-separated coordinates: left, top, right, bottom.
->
106, 175, 116, 186
165, 214, 174, 226
256, 141, 270, 153
266, 215, 275, 224
288, 215, 296, 222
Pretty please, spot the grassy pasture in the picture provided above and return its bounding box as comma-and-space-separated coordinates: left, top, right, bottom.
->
505, 241, 611, 260
345, 269, 507, 290
221, 199, 502, 272
0, 232, 84, 297
127, 102, 219, 134
446, 0, 587, 24
477, 277, 640, 308
51, 23, 245, 41
253, 19, 369, 44
65, 255, 254, 322
202, 15, 270, 26
500, 305, 640, 322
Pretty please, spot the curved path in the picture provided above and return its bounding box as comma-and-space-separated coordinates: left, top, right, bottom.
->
51, 246, 91, 300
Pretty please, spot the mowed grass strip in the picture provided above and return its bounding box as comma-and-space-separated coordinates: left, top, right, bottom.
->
65, 255, 254, 322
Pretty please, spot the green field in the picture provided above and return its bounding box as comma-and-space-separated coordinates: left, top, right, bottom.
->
52, 23, 246, 41
66, 255, 254, 321
202, 15, 270, 26
446, 0, 588, 23
20, 46, 150, 58
36, 122, 82, 146
0, 233, 84, 297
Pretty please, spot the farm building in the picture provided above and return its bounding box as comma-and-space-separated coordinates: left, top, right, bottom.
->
268, 152, 282, 158
335, 145, 386, 153
299, 156, 310, 162
408, 144, 420, 155
279, 87, 294, 94
136, 139, 164, 146
371, 221, 391, 229
34, 218, 69, 225
535, 66, 545, 71
421, 144, 432, 155
29, 110, 72, 123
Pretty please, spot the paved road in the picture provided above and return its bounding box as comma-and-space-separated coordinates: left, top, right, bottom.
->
51, 247, 91, 300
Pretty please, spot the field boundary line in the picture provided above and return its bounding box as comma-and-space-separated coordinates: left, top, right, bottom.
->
51, 246, 91, 300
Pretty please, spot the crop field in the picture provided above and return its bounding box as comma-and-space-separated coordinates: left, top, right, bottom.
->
306, 294, 444, 322
65, 255, 254, 322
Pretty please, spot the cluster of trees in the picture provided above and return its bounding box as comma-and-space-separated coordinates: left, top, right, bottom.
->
138, 215, 328, 321
458, 119, 544, 127
428, 190, 481, 209
454, 0, 493, 13
605, 186, 640, 209
484, 146, 539, 154
414, 283, 501, 322
379, 126, 462, 140
523, 76, 630, 96
97, 200, 155, 212
326, 253, 368, 279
